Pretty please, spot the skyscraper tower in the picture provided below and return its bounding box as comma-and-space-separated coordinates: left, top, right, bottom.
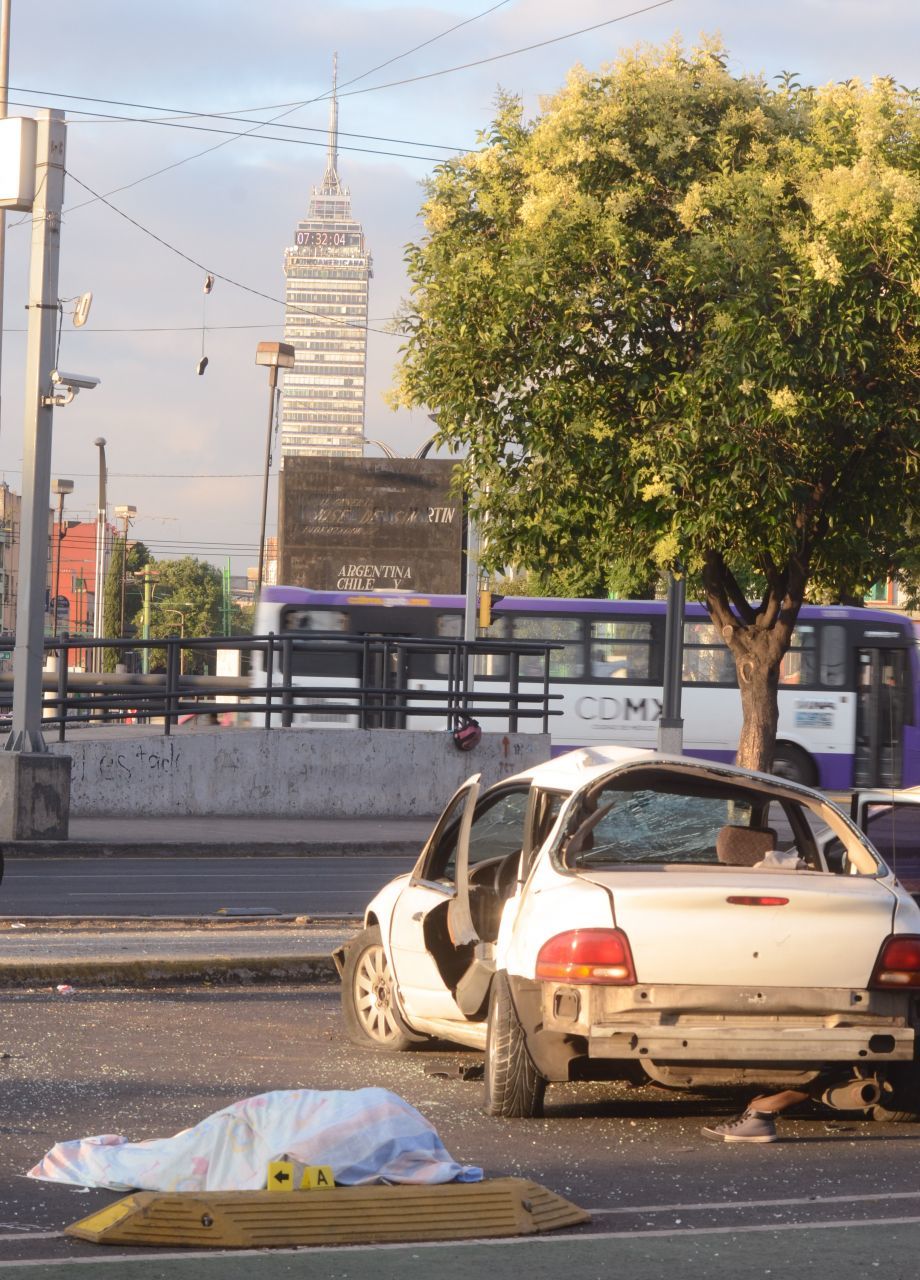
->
280, 57, 373, 458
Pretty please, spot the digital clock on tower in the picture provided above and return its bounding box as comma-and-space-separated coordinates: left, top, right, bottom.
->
295, 231, 361, 248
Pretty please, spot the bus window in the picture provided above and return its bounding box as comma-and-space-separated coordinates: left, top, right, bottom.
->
281, 608, 348, 633
682, 621, 736, 685
511, 616, 584, 679
433, 613, 510, 677
780, 625, 817, 687
820, 624, 847, 687
590, 620, 652, 679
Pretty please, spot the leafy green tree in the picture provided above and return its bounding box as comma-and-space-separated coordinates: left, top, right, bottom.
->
133, 556, 224, 674
394, 41, 920, 771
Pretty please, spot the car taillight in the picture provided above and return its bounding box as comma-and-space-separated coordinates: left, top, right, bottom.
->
536, 928, 636, 985
870, 936, 920, 988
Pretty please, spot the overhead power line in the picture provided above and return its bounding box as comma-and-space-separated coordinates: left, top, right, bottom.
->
8, 0, 513, 222
3, 101, 461, 164
6, 89, 463, 151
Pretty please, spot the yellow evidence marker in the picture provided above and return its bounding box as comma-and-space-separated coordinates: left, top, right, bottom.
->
266, 1160, 296, 1192
300, 1166, 335, 1190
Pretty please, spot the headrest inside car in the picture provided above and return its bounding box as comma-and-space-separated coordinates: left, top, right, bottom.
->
716, 825, 777, 866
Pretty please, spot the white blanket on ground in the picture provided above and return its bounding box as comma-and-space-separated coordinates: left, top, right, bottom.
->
27, 1088, 483, 1192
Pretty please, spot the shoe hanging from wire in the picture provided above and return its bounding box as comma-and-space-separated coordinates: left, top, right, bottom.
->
197, 273, 214, 375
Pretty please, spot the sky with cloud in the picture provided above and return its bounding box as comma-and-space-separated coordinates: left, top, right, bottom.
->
1, 0, 916, 575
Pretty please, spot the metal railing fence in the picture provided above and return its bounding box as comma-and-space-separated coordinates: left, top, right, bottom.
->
0, 632, 561, 742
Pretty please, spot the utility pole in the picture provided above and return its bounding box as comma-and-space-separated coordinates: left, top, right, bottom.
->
51, 477, 73, 636
5, 110, 66, 753
114, 504, 136, 636
140, 565, 156, 675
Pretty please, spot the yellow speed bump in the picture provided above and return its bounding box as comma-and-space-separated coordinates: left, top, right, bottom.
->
65, 1178, 590, 1249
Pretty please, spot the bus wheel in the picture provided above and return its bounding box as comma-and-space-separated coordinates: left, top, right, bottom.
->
771, 742, 817, 787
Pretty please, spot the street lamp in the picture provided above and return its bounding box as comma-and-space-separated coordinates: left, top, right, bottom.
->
51, 478, 73, 637
114, 504, 136, 637
162, 601, 193, 675
254, 340, 295, 598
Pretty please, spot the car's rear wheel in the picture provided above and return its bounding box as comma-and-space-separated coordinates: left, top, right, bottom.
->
341, 925, 423, 1051
483, 970, 546, 1118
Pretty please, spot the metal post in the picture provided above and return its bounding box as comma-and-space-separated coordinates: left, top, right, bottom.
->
91, 437, 107, 671
5, 110, 66, 753
141, 566, 154, 674
657, 566, 686, 755
281, 634, 293, 728
56, 632, 68, 742
463, 512, 479, 697
256, 367, 278, 599
51, 486, 69, 637
164, 635, 180, 735
117, 508, 134, 636
263, 631, 274, 730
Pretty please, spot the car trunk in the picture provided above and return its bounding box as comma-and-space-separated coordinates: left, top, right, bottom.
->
577, 867, 898, 989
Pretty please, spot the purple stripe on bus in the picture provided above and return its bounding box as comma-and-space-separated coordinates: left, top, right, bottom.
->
260, 585, 908, 628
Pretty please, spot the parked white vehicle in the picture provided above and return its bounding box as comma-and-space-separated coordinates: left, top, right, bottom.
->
336, 746, 920, 1119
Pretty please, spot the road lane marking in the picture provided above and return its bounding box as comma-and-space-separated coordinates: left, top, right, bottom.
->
0, 1231, 62, 1241
587, 1189, 920, 1214
4, 1213, 920, 1267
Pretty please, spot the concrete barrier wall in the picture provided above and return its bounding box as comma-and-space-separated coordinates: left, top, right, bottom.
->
49, 729, 552, 818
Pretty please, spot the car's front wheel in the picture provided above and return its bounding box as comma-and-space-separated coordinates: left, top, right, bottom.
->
341, 925, 423, 1051
483, 970, 546, 1118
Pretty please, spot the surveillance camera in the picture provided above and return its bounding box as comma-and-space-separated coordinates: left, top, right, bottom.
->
51, 370, 101, 391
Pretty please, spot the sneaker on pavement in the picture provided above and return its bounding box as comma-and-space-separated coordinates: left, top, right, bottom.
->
702, 1109, 778, 1143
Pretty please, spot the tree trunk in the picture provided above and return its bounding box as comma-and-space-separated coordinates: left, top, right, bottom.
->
702, 548, 809, 777
734, 642, 781, 773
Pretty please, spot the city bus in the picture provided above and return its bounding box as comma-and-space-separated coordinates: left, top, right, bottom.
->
253, 585, 920, 791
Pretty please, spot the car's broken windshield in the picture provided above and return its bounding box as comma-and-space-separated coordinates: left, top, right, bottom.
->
567, 788, 755, 866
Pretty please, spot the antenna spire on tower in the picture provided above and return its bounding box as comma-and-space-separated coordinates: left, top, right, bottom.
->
322, 52, 341, 194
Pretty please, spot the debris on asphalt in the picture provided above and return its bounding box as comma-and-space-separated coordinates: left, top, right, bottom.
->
425, 1063, 485, 1082
54, 985, 75, 996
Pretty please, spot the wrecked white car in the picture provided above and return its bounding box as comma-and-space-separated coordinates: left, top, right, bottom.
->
337, 746, 920, 1120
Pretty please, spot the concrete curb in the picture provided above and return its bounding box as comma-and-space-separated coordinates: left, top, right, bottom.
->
0, 841, 421, 859
0, 953, 340, 988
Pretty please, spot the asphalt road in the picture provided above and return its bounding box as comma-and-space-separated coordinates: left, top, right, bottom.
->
3, 984, 920, 1278
0, 855, 414, 918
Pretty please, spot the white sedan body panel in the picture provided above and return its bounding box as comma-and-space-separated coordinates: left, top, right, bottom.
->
580, 868, 898, 989
499, 869, 614, 979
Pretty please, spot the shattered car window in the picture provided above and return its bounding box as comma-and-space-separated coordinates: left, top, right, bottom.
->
569, 789, 754, 866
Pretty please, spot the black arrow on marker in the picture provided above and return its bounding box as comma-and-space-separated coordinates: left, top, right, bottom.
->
273, 1170, 291, 1185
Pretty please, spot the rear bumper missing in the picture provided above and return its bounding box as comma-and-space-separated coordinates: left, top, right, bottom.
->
586, 1021, 915, 1063
525, 979, 917, 1072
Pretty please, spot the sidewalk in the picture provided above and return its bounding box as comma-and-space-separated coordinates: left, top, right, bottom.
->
1, 814, 435, 858
0, 918, 357, 987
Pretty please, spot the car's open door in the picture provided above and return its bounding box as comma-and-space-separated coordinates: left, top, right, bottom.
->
851, 791, 920, 893
387, 776, 481, 1023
